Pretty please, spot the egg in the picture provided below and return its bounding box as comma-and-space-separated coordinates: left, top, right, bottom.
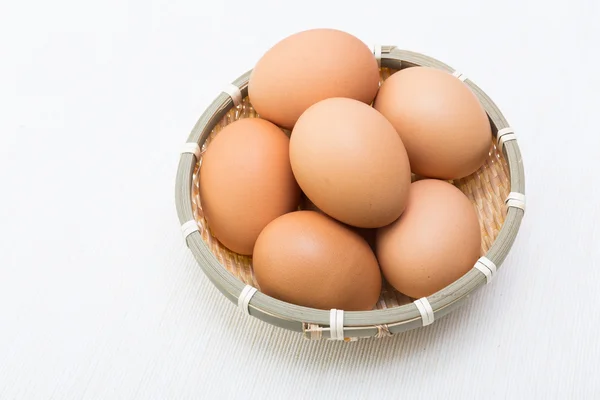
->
300, 192, 376, 250
253, 211, 381, 311
374, 67, 492, 179
199, 118, 300, 255
248, 29, 380, 129
290, 97, 411, 228
376, 179, 481, 298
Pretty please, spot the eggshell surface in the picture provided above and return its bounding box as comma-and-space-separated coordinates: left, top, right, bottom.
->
199, 118, 300, 255
376, 179, 481, 298
253, 211, 382, 311
300, 193, 377, 250
248, 29, 380, 129
290, 97, 411, 228
374, 67, 492, 179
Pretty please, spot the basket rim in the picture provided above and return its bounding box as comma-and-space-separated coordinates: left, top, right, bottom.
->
175, 46, 525, 339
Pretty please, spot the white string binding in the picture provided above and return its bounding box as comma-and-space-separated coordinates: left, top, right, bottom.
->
497, 127, 517, 149
180, 220, 199, 239
329, 309, 345, 340
181, 142, 201, 160
223, 84, 242, 107
237, 285, 258, 316
373, 44, 382, 68
506, 192, 526, 212
414, 298, 434, 326
474, 256, 497, 284
452, 70, 467, 82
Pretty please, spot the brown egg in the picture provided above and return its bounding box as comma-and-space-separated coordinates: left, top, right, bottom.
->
253, 211, 382, 311
290, 97, 411, 228
199, 118, 300, 255
300, 193, 376, 250
376, 179, 481, 298
374, 67, 492, 179
249, 29, 379, 129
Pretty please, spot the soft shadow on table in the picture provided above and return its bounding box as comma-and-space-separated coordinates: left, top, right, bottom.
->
210, 288, 490, 371
266, 310, 472, 369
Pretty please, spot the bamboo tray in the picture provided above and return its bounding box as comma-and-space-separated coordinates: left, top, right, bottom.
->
175, 46, 525, 341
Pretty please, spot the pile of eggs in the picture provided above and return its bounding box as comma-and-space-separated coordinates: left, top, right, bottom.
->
200, 29, 492, 311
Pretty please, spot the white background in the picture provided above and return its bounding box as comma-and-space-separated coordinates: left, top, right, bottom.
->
2, 0, 599, 398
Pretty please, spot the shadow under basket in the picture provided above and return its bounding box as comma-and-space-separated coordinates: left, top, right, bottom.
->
175, 47, 525, 341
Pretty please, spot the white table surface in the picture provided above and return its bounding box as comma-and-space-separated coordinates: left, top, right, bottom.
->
2, 0, 599, 398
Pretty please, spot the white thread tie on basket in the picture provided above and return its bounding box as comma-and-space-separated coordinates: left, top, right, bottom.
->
329, 309, 345, 340
181, 142, 201, 160
373, 44, 382, 67
223, 84, 243, 107
506, 192, 526, 212
452, 70, 467, 82
180, 220, 199, 239
238, 285, 258, 316
474, 256, 497, 284
414, 298, 434, 326
497, 127, 517, 149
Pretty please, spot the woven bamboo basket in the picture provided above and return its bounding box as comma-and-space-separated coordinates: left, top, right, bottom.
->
175, 47, 525, 341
